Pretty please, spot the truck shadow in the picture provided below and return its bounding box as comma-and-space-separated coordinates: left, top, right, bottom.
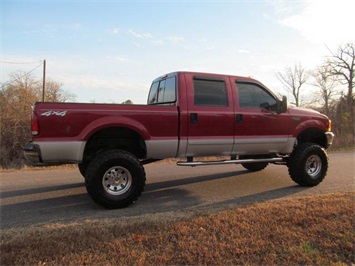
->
0, 170, 309, 229
0, 183, 84, 199
145, 170, 249, 191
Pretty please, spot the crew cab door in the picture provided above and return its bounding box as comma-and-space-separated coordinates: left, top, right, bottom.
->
185, 74, 234, 156
232, 80, 291, 155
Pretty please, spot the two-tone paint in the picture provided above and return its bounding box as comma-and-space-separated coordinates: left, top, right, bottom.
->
25, 71, 333, 165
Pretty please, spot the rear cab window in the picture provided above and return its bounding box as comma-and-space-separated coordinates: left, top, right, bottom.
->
148, 76, 176, 105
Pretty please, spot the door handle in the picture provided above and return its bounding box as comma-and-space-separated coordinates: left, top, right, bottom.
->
236, 114, 243, 124
190, 113, 198, 124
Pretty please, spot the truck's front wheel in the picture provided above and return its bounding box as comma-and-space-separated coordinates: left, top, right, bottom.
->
85, 149, 146, 209
239, 155, 268, 172
287, 143, 328, 187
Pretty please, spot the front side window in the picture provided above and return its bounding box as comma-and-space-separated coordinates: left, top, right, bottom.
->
194, 78, 228, 106
236, 82, 277, 111
148, 76, 176, 104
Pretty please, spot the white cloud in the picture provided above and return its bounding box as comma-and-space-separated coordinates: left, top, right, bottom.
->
133, 42, 145, 48
168, 36, 184, 43
55, 72, 148, 103
69, 23, 82, 30
279, 0, 355, 45
238, 49, 250, 54
108, 28, 120, 35
106, 56, 126, 62
205, 46, 215, 51
267, 0, 304, 15
151, 40, 164, 46
128, 29, 153, 39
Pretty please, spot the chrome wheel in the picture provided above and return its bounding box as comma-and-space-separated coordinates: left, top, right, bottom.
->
288, 143, 328, 187
86, 150, 146, 209
102, 166, 132, 195
305, 155, 322, 179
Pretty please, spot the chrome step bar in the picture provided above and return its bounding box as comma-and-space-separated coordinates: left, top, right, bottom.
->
177, 158, 284, 167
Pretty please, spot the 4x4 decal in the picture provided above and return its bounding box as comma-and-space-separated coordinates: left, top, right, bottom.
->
41, 110, 67, 117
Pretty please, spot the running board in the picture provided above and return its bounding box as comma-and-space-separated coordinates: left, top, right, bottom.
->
177, 158, 284, 167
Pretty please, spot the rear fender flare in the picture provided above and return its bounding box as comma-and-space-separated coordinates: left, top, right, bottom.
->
78, 116, 150, 142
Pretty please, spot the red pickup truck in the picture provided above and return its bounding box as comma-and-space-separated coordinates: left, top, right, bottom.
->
24, 71, 334, 208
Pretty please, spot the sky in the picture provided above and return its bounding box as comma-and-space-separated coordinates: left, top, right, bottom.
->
1, 0, 355, 104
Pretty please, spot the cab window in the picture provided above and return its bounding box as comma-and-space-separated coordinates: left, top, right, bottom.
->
148, 81, 159, 104
148, 76, 176, 104
194, 78, 228, 106
236, 82, 277, 111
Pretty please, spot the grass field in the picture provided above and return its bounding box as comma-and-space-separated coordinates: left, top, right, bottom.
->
1, 191, 354, 265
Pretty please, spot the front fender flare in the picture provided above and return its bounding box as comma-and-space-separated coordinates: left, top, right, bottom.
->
293, 120, 327, 138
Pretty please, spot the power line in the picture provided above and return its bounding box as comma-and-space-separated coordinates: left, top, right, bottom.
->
26, 62, 44, 76
1, 60, 43, 64
1, 62, 44, 89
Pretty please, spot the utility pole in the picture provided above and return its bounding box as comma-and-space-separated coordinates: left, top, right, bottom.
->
42, 59, 46, 102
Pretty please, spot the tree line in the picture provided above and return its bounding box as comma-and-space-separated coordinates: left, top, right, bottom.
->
276, 43, 354, 148
0, 43, 354, 168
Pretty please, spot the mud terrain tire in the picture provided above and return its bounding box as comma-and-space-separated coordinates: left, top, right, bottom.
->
287, 143, 328, 187
85, 149, 146, 209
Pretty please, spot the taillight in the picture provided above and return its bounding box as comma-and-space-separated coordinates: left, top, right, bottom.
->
31, 112, 39, 136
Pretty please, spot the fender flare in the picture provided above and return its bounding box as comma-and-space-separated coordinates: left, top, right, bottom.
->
293, 119, 327, 138
77, 116, 151, 141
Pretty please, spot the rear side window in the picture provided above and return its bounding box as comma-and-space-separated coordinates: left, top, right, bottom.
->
194, 78, 228, 106
148, 77, 176, 104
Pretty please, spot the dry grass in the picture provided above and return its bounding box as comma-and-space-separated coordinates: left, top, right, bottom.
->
0, 164, 78, 172
1, 192, 354, 265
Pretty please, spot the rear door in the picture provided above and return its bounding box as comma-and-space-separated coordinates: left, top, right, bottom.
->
185, 74, 235, 156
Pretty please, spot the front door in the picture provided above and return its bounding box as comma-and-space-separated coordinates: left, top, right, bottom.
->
232, 80, 291, 155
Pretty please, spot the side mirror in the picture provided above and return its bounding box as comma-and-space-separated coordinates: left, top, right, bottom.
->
277, 96, 288, 114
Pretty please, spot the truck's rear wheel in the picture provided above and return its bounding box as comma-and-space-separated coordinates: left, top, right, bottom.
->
78, 161, 89, 178
287, 143, 328, 187
85, 149, 146, 209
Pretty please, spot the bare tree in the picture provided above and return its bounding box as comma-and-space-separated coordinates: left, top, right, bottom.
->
45, 79, 76, 102
326, 43, 355, 113
0, 72, 39, 167
0, 72, 76, 168
311, 64, 339, 116
276, 63, 309, 106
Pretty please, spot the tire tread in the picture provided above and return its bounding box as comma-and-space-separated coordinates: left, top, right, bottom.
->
85, 149, 146, 209
287, 143, 328, 187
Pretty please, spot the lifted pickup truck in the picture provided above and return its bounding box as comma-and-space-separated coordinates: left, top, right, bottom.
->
24, 71, 334, 208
